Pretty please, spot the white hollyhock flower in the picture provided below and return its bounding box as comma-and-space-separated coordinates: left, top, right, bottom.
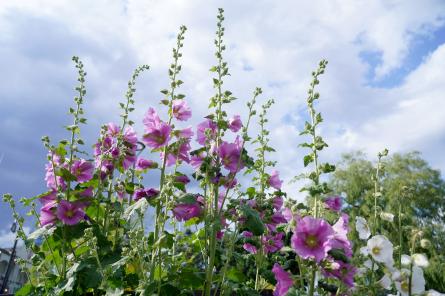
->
426, 289, 445, 296
401, 254, 412, 266
360, 246, 369, 256
395, 266, 425, 296
380, 212, 394, 222
367, 235, 394, 265
363, 259, 378, 271
412, 253, 429, 268
378, 274, 392, 290
356, 216, 371, 240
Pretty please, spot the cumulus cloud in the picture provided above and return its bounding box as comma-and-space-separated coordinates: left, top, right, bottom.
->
0, 0, 444, 227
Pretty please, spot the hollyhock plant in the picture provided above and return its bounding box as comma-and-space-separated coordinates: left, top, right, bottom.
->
268, 170, 282, 190
228, 115, 242, 132
395, 266, 426, 296
142, 107, 172, 149
71, 159, 94, 183
172, 99, 192, 121
135, 157, 156, 170
324, 261, 357, 288
218, 140, 244, 173
324, 196, 342, 212
291, 216, 334, 262
272, 263, 293, 296
366, 235, 394, 265
56, 200, 85, 225
134, 188, 160, 201
172, 202, 202, 221
262, 232, 284, 253
243, 243, 257, 254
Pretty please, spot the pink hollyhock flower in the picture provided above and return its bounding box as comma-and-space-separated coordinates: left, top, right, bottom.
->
218, 140, 244, 173
291, 216, 334, 262
172, 99, 192, 121
263, 232, 284, 254
331, 214, 353, 258
324, 261, 356, 288
175, 175, 190, 184
222, 176, 237, 189
162, 141, 192, 167
39, 191, 57, 206
273, 196, 283, 210
106, 122, 120, 136
134, 188, 159, 201
196, 119, 217, 145
269, 170, 283, 190
143, 122, 172, 149
79, 187, 94, 198
135, 158, 156, 170
71, 159, 94, 183
272, 263, 293, 296
172, 203, 202, 221
190, 153, 205, 169
142, 108, 161, 129
57, 200, 85, 225
216, 231, 224, 240
325, 196, 342, 212
228, 115, 242, 132
45, 163, 66, 190
178, 126, 194, 139
40, 208, 57, 226
271, 212, 288, 224
243, 243, 258, 254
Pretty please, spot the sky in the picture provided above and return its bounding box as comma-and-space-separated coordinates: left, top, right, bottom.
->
0, 0, 444, 247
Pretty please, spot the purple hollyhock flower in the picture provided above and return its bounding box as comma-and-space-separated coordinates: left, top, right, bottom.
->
142, 107, 161, 129
271, 212, 288, 224
268, 170, 283, 190
162, 141, 192, 167
134, 188, 159, 201
218, 140, 244, 173
106, 122, 120, 136
40, 208, 57, 226
39, 191, 57, 206
143, 122, 172, 149
190, 154, 204, 169
228, 115, 242, 132
263, 232, 284, 254
45, 163, 66, 190
172, 99, 192, 121
57, 200, 85, 225
272, 263, 293, 296
135, 158, 156, 170
175, 175, 190, 184
79, 187, 94, 198
172, 203, 202, 221
71, 159, 94, 183
273, 196, 283, 210
291, 216, 334, 262
242, 231, 253, 238
243, 243, 258, 254
196, 119, 217, 145
325, 196, 342, 212
323, 261, 356, 288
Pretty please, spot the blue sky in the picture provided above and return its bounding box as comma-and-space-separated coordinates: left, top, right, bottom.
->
0, 0, 445, 246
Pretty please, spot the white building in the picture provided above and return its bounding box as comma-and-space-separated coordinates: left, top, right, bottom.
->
0, 246, 28, 294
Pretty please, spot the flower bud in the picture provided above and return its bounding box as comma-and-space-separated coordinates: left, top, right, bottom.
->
420, 239, 431, 249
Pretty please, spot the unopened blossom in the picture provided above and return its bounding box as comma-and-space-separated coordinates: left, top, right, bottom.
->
71, 159, 94, 183
135, 158, 156, 170
196, 119, 217, 145
395, 266, 425, 296
218, 140, 244, 173
172, 99, 192, 121
172, 202, 202, 221
263, 232, 284, 254
134, 188, 159, 201
291, 216, 334, 262
243, 243, 257, 254
268, 170, 282, 190
420, 239, 431, 249
324, 196, 342, 212
228, 115, 242, 132
272, 263, 293, 296
380, 212, 395, 222
355, 216, 371, 240
401, 254, 412, 266
367, 235, 394, 264
57, 200, 85, 225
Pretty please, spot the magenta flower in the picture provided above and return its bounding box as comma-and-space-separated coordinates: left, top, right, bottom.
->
45, 163, 66, 190
142, 107, 172, 149
135, 158, 156, 170
172, 99, 192, 121
178, 126, 194, 139
175, 175, 190, 184
228, 115, 242, 132
324, 261, 356, 288
272, 263, 293, 296
331, 214, 353, 258
263, 232, 284, 254
162, 141, 192, 167
39, 191, 57, 206
134, 188, 159, 201
269, 170, 283, 190
196, 119, 217, 145
242, 231, 253, 238
40, 208, 57, 226
243, 243, 258, 254
273, 196, 283, 210
71, 159, 94, 183
172, 203, 202, 221
325, 196, 342, 212
271, 212, 287, 225
56, 200, 85, 225
218, 140, 244, 173
291, 216, 334, 262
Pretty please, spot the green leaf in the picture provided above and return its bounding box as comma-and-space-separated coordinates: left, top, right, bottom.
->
240, 205, 265, 236
304, 154, 314, 167
227, 267, 246, 282
55, 167, 77, 182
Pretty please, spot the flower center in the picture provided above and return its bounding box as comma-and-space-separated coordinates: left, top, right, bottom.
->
401, 280, 409, 292
306, 234, 318, 248
372, 246, 381, 255
66, 210, 74, 218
